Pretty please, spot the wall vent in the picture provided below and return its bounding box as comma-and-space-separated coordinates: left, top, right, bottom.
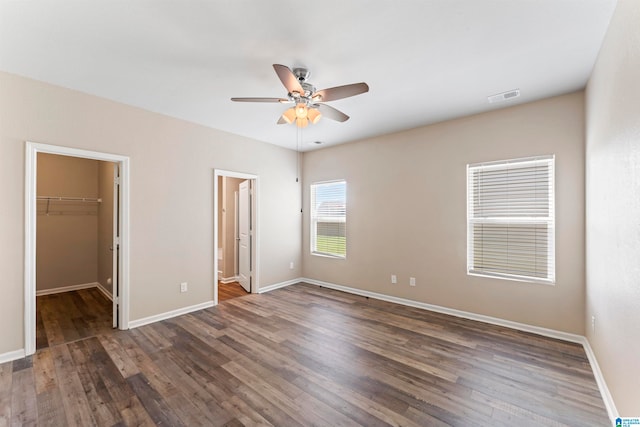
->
488, 89, 520, 103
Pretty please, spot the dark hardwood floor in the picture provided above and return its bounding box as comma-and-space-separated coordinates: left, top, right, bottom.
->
36, 288, 113, 350
218, 281, 250, 302
1, 283, 609, 426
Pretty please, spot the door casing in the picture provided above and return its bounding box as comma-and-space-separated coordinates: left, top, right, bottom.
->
237, 180, 251, 293
214, 169, 259, 305
24, 142, 130, 356
112, 163, 120, 328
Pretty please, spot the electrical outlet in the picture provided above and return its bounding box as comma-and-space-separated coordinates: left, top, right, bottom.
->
290, 261, 294, 270
180, 282, 188, 293
591, 315, 595, 333
391, 275, 397, 284
410, 277, 416, 286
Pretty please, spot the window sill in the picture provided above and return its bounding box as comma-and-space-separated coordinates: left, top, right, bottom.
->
311, 252, 346, 260
467, 271, 555, 285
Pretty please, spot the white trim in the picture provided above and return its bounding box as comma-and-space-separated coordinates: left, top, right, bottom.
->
112, 162, 119, 328
581, 337, 618, 421
0, 349, 26, 364
24, 143, 37, 357
258, 278, 302, 294
96, 282, 113, 301
302, 278, 583, 343
220, 276, 239, 284
468, 154, 555, 170
466, 155, 556, 284
301, 277, 617, 418
35, 282, 100, 297
25, 142, 131, 356
128, 301, 215, 329
117, 154, 130, 330
310, 180, 347, 259
214, 169, 260, 306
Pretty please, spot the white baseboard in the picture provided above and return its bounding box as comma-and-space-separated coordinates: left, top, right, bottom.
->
25, 275, 621, 422
0, 349, 26, 364
301, 277, 616, 420
581, 337, 618, 421
36, 282, 100, 297
303, 278, 583, 343
128, 300, 215, 329
96, 282, 113, 301
258, 278, 302, 294
220, 276, 239, 284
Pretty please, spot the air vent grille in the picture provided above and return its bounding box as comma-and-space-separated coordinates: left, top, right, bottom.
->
488, 89, 520, 104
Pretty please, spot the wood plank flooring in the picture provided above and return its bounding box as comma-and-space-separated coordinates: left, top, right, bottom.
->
36, 288, 113, 350
1, 283, 609, 426
218, 281, 250, 302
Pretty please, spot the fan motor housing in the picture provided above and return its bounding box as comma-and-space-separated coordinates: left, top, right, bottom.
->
293, 67, 310, 82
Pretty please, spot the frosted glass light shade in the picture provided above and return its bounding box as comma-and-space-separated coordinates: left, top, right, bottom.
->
282, 108, 296, 124
307, 108, 322, 124
295, 103, 308, 119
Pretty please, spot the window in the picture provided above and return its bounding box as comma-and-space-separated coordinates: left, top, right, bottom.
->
467, 156, 555, 283
311, 180, 346, 258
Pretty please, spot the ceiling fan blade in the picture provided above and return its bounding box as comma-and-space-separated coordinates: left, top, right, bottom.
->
317, 104, 350, 122
230, 97, 287, 103
273, 64, 305, 95
277, 116, 287, 124
313, 82, 369, 102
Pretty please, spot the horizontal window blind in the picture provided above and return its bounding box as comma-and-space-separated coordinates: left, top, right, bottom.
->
310, 180, 346, 258
467, 156, 555, 283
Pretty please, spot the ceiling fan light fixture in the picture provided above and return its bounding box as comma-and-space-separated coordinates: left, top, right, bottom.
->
232, 64, 368, 127
307, 108, 322, 124
282, 108, 296, 124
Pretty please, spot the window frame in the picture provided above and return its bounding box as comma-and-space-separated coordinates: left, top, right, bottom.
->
310, 179, 347, 259
466, 155, 555, 284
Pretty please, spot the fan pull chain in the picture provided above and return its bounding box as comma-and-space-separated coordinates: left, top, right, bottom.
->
297, 125, 303, 213
296, 124, 302, 182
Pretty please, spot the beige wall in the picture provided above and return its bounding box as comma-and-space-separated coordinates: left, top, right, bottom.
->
585, 0, 640, 416
36, 154, 99, 291
97, 161, 115, 296
303, 92, 586, 334
0, 71, 301, 355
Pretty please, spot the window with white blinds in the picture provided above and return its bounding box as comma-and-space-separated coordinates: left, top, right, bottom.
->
310, 180, 346, 258
467, 156, 555, 283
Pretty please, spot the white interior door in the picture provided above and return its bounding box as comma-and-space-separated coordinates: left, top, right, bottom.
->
112, 163, 120, 328
234, 191, 239, 277
238, 180, 251, 292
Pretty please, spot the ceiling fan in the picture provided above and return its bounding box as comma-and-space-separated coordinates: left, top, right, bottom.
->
231, 64, 369, 128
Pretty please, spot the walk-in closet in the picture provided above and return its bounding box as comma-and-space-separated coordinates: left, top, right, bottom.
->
35, 153, 116, 348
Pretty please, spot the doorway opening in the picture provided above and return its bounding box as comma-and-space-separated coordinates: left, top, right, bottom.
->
214, 170, 258, 304
25, 142, 130, 356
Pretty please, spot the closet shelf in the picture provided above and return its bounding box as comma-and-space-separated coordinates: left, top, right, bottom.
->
37, 196, 102, 203
37, 196, 102, 216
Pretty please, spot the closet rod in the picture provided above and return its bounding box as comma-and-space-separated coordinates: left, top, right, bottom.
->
37, 196, 102, 203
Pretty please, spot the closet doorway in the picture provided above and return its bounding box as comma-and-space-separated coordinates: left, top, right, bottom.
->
214, 170, 258, 304
25, 142, 130, 356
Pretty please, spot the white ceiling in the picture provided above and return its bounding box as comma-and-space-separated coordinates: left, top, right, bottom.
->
0, 0, 617, 151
